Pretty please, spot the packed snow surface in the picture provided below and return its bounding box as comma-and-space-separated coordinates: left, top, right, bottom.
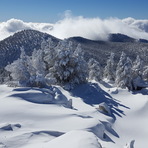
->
0, 82, 147, 148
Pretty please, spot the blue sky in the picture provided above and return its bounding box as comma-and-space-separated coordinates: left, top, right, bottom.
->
0, 0, 148, 22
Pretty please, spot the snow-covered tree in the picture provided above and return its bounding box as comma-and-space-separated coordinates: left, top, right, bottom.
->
5, 47, 46, 87
103, 52, 115, 81
45, 40, 87, 89
142, 66, 148, 81
115, 52, 127, 87
115, 52, 133, 89
132, 55, 143, 78
73, 43, 88, 83
5, 47, 30, 86
5, 38, 88, 89
42, 38, 56, 70
88, 58, 102, 81
28, 49, 46, 87
131, 55, 144, 90
122, 57, 133, 89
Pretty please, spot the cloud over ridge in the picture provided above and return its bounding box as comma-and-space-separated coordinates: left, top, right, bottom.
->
1, 15, 148, 41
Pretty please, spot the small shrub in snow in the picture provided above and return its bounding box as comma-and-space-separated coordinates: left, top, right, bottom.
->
142, 66, 148, 81
124, 140, 135, 148
111, 88, 118, 94
53, 87, 73, 108
97, 102, 111, 115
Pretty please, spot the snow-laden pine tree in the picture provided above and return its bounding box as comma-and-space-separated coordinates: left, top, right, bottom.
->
131, 55, 144, 90
142, 66, 148, 81
45, 40, 87, 89
42, 38, 56, 70
28, 48, 46, 87
5, 47, 30, 86
115, 52, 127, 87
121, 57, 133, 90
115, 52, 133, 89
132, 55, 143, 78
73, 43, 88, 83
103, 52, 115, 81
88, 58, 102, 82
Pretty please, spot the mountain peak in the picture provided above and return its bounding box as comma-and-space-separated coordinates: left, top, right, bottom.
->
108, 33, 136, 42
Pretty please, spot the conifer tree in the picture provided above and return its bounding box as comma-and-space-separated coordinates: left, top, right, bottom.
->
132, 55, 143, 78
142, 66, 148, 81
5, 47, 30, 86
131, 55, 145, 90
115, 52, 133, 89
88, 58, 102, 81
43, 38, 56, 70
45, 40, 87, 89
103, 52, 115, 81
115, 52, 127, 88
122, 57, 133, 90
29, 49, 46, 87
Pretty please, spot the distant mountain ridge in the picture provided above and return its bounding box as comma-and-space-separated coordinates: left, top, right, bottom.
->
69, 33, 148, 43
0, 30, 59, 68
108, 33, 148, 43
0, 30, 148, 69
68, 35, 148, 66
108, 33, 136, 42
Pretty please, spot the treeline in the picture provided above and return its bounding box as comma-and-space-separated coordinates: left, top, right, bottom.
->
1, 38, 148, 90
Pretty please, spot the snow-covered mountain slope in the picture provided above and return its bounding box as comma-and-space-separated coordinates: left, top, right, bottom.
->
99, 83, 148, 148
0, 19, 53, 41
0, 30, 60, 68
0, 82, 147, 148
0, 30, 148, 69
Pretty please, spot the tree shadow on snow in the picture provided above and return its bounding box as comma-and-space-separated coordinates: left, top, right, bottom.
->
71, 82, 130, 120
100, 121, 119, 138
10, 92, 53, 104
132, 88, 148, 96
10, 86, 69, 106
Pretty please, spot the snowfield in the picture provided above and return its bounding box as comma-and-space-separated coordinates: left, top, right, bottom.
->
0, 82, 147, 148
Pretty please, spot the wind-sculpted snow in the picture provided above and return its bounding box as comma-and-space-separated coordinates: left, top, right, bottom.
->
0, 83, 148, 147
43, 130, 102, 148
0, 123, 21, 131
11, 86, 72, 108
71, 82, 129, 119
1, 16, 148, 41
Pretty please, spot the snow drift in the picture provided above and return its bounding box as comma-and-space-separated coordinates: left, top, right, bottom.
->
0, 81, 148, 148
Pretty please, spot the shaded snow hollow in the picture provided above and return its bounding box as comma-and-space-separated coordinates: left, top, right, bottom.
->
0, 82, 148, 148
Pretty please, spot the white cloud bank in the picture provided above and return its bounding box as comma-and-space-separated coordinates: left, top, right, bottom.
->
1, 16, 148, 41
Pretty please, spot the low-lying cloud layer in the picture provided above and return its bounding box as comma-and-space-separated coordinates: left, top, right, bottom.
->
1, 15, 148, 41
